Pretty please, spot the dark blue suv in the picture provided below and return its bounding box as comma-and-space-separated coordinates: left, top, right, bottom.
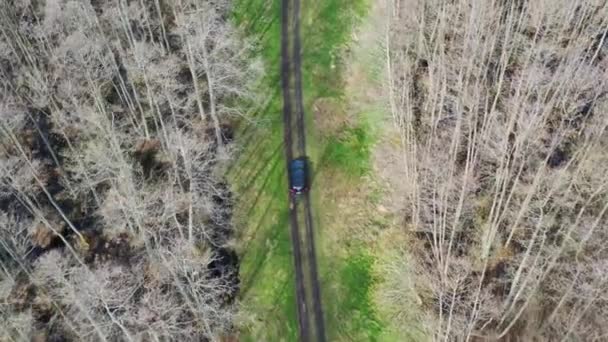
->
289, 157, 308, 195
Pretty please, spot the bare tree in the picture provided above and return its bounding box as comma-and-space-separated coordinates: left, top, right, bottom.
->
386, 0, 608, 339
0, 0, 250, 340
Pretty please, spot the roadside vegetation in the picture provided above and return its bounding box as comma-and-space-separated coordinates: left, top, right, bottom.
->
0, 0, 255, 340
230, 0, 387, 340
387, 0, 608, 339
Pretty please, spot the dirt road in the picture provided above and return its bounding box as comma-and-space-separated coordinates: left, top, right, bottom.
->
280, 0, 326, 340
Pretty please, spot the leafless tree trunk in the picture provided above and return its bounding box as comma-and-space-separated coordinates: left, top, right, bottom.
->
385, 0, 608, 339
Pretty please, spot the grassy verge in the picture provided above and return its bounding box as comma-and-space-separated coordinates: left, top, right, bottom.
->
310, 0, 426, 339
230, 0, 402, 341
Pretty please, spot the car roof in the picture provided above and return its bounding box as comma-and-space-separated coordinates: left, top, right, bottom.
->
290, 158, 306, 165
289, 159, 306, 188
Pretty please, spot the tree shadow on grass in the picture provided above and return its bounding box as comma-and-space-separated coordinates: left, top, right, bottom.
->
238, 208, 289, 297
233, 142, 283, 197
227, 117, 285, 185
228, 126, 271, 179
235, 145, 289, 296
238, 206, 298, 341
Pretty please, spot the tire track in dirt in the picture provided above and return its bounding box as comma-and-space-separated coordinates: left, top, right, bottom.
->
291, 0, 327, 339
281, 0, 310, 339
281, 0, 326, 339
